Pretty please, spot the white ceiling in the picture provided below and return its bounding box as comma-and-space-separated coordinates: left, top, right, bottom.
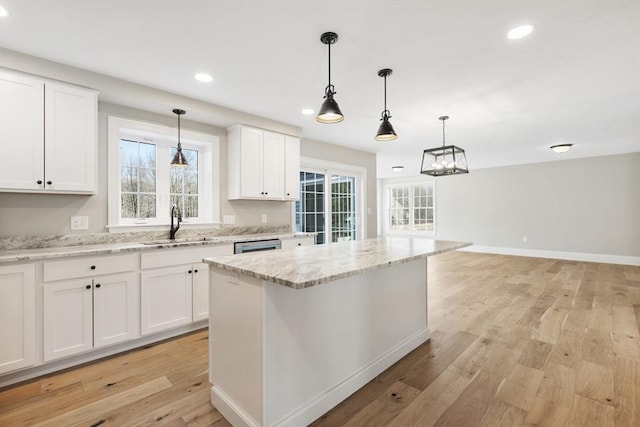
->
1, 0, 638, 178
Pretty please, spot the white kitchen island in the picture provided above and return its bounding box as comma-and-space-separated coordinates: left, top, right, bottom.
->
204, 238, 470, 427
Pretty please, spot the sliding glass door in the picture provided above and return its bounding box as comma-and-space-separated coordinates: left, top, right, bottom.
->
295, 167, 362, 244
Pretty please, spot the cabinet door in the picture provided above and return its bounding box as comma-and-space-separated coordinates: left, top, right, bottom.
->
0, 70, 44, 191
239, 126, 264, 198
140, 266, 193, 335
284, 135, 300, 200
44, 82, 98, 193
43, 279, 93, 361
262, 131, 285, 199
93, 272, 139, 348
0, 264, 36, 374
192, 262, 210, 321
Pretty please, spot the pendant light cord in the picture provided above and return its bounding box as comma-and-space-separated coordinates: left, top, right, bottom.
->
177, 113, 181, 149
442, 118, 446, 147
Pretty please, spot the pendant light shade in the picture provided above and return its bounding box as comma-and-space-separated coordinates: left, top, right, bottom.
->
317, 32, 344, 124
170, 108, 188, 167
375, 69, 397, 141
420, 116, 469, 176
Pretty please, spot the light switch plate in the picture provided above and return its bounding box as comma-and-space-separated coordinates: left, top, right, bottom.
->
261, 214, 267, 223
70, 216, 89, 230
223, 215, 236, 225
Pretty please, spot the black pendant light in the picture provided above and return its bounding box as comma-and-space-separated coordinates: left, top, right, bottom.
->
375, 68, 397, 141
420, 116, 469, 176
317, 32, 344, 124
170, 108, 188, 167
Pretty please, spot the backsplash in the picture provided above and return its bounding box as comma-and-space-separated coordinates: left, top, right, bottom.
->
0, 225, 290, 251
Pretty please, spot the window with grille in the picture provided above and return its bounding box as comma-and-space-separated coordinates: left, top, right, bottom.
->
387, 183, 435, 234
108, 116, 218, 229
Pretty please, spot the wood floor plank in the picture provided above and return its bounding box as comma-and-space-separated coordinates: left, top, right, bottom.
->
342, 381, 421, 427
432, 370, 504, 427
574, 360, 615, 406
525, 397, 571, 427
518, 339, 554, 370
495, 364, 544, 411
387, 368, 470, 427
479, 399, 527, 427
613, 357, 640, 427
569, 394, 615, 427
32, 376, 172, 427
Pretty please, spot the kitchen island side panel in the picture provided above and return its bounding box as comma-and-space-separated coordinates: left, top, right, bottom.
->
210, 268, 264, 427
263, 258, 428, 426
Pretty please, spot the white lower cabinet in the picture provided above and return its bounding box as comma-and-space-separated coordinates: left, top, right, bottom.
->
42, 254, 139, 362
140, 266, 194, 335
43, 272, 139, 361
140, 245, 232, 335
0, 264, 36, 374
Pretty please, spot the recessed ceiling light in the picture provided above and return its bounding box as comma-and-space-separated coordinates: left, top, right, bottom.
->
550, 144, 573, 153
301, 109, 314, 115
0, 6, 9, 17
194, 73, 213, 83
391, 166, 404, 172
507, 24, 534, 40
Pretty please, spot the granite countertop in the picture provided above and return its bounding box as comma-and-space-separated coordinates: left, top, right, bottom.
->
0, 232, 316, 264
204, 238, 471, 289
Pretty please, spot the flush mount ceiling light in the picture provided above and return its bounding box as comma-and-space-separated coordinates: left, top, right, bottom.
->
194, 73, 213, 82
420, 116, 469, 177
391, 166, 404, 172
0, 6, 8, 17
507, 24, 534, 40
316, 32, 344, 124
170, 109, 188, 167
301, 108, 314, 115
550, 143, 573, 153
375, 69, 398, 141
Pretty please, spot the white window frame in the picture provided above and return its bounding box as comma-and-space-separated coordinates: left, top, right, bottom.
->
382, 177, 436, 237
292, 157, 367, 243
107, 116, 220, 231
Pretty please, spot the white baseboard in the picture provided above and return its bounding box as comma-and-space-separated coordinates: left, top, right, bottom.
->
209, 329, 431, 427
211, 387, 259, 427
460, 245, 640, 266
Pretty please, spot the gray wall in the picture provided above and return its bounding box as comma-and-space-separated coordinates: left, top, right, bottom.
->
0, 48, 377, 238
301, 139, 378, 239
436, 152, 640, 257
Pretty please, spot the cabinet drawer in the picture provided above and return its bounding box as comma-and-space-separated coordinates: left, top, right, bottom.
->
43, 253, 138, 282
141, 244, 233, 270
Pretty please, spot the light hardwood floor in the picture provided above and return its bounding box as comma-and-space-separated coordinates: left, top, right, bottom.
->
1, 251, 639, 426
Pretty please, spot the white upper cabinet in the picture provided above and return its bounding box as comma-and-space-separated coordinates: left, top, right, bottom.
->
284, 135, 300, 200
0, 69, 98, 194
227, 124, 300, 200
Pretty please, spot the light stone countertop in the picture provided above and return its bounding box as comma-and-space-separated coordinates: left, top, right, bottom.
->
0, 232, 316, 264
204, 237, 471, 289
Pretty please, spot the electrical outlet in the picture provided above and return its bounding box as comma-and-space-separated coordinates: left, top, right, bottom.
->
522, 235, 528, 242
223, 215, 236, 225
70, 216, 89, 230
261, 214, 267, 223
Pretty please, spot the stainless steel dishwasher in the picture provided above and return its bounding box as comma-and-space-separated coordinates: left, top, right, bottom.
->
233, 238, 281, 254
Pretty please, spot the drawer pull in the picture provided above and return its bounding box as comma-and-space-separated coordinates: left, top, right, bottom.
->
188, 270, 193, 274
90, 265, 96, 270
194, 269, 198, 273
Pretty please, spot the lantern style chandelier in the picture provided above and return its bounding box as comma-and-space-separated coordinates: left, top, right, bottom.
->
374, 68, 397, 141
420, 116, 469, 176
316, 32, 344, 124
170, 108, 188, 167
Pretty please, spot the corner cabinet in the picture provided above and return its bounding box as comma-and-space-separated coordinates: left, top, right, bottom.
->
0, 264, 36, 375
0, 69, 98, 194
227, 124, 300, 200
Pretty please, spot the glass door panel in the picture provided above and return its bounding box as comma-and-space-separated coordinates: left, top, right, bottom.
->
295, 171, 326, 244
330, 175, 356, 242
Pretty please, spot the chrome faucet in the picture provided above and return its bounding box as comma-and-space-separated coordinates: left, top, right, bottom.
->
169, 204, 182, 240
